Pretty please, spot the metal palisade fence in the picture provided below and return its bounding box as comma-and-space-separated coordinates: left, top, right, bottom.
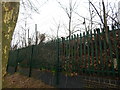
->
7, 28, 120, 84
60, 29, 120, 78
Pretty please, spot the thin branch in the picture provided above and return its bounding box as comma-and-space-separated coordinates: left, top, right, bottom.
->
88, 0, 104, 24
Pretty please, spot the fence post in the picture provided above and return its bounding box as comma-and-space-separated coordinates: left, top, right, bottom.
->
29, 45, 34, 77
15, 49, 19, 72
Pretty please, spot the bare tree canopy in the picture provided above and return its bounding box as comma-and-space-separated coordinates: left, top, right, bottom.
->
57, 0, 79, 37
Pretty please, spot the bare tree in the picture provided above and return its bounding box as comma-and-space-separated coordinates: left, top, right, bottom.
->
89, 1, 93, 30
11, 0, 49, 48
88, 0, 119, 43
57, 0, 79, 37
50, 18, 61, 38
88, 0, 104, 25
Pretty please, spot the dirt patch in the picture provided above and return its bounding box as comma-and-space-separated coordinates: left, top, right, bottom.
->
2, 73, 54, 88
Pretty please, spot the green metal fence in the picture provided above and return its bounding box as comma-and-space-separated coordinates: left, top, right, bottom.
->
7, 29, 120, 81
7, 41, 58, 74
60, 29, 120, 78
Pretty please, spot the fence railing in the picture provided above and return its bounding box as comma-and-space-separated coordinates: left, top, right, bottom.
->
7, 29, 120, 81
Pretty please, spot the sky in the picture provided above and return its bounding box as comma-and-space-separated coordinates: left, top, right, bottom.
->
11, 0, 120, 47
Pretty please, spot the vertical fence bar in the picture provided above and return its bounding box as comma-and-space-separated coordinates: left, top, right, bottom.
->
83, 32, 86, 73
68, 36, 71, 73
86, 31, 90, 74
65, 38, 68, 72
73, 35, 76, 72
94, 30, 98, 74
15, 49, 19, 72
107, 30, 115, 76
102, 29, 108, 76
74, 34, 77, 72
67, 36, 71, 73
71, 35, 74, 72
76, 34, 79, 73
97, 29, 103, 75
64, 38, 67, 72
59, 39, 62, 72
118, 30, 120, 77
29, 45, 34, 77
113, 30, 119, 77
62, 38, 65, 72
66, 37, 69, 72
64, 37, 68, 88
90, 31, 94, 74
79, 33, 82, 74
56, 38, 60, 85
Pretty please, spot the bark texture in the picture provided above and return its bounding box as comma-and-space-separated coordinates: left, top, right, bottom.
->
2, 2, 19, 78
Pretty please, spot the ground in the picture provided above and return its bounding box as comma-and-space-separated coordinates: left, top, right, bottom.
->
2, 73, 54, 88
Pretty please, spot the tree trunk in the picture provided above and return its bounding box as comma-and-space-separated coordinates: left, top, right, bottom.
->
68, 16, 71, 37
102, 0, 109, 44
2, 2, 20, 78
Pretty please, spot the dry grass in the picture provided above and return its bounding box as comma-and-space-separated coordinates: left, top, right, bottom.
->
2, 73, 54, 88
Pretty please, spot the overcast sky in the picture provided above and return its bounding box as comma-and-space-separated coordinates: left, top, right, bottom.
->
11, 0, 120, 47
